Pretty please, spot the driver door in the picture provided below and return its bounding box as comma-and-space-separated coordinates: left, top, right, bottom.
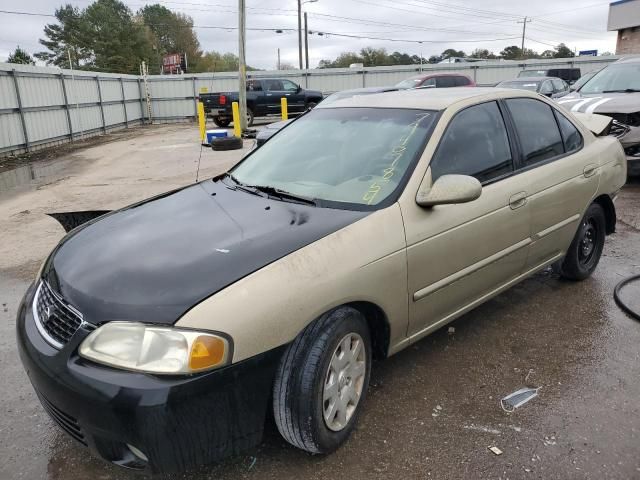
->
401, 101, 531, 337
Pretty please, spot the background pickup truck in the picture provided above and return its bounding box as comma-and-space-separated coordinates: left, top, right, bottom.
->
200, 78, 323, 127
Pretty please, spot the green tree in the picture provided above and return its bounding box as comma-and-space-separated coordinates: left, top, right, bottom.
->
540, 49, 555, 58
139, 4, 202, 73
35, 5, 91, 68
7, 46, 35, 65
360, 47, 391, 67
553, 43, 574, 58
469, 48, 496, 59
500, 45, 521, 60
441, 48, 466, 59
318, 51, 364, 68
196, 51, 257, 72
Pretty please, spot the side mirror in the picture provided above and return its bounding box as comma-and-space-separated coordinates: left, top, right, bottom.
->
416, 174, 482, 207
296, 85, 302, 93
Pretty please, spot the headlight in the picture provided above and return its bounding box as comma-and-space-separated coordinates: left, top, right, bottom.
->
79, 322, 231, 374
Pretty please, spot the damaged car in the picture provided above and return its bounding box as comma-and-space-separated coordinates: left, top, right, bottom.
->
17, 88, 626, 474
557, 56, 640, 176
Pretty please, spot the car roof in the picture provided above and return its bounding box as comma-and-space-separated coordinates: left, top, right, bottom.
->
316, 87, 540, 110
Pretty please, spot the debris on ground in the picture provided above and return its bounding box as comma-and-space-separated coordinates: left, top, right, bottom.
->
500, 387, 540, 412
488, 446, 503, 455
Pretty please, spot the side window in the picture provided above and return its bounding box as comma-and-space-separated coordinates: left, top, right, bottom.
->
282, 80, 299, 92
436, 76, 456, 88
421, 77, 436, 87
430, 101, 513, 183
454, 76, 470, 86
247, 80, 262, 91
266, 80, 284, 91
505, 98, 564, 166
540, 81, 553, 95
555, 111, 583, 153
552, 79, 566, 92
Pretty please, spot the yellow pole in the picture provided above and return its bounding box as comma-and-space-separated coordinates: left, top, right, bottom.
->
232, 101, 242, 138
281, 97, 288, 120
197, 102, 206, 143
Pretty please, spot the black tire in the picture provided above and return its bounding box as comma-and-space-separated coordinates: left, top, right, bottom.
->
273, 307, 372, 454
560, 203, 606, 281
306, 102, 318, 110
211, 136, 243, 151
212, 116, 231, 128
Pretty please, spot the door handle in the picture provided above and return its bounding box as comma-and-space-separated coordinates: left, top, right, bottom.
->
583, 164, 597, 178
509, 192, 528, 210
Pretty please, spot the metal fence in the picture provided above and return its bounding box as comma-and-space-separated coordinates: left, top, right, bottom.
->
0, 55, 620, 157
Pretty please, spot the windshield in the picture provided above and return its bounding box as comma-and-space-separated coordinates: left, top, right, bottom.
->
395, 76, 424, 89
579, 63, 640, 94
518, 70, 546, 78
498, 81, 540, 91
572, 71, 596, 91
231, 107, 437, 209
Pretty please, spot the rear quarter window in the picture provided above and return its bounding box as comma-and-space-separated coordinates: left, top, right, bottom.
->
555, 112, 583, 153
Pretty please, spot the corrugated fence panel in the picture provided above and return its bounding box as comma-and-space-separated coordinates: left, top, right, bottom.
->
150, 78, 193, 98
70, 105, 103, 133
17, 75, 64, 108
24, 109, 69, 142
66, 77, 100, 105
152, 99, 193, 118
103, 103, 125, 126
123, 80, 140, 100
0, 112, 24, 150
0, 73, 18, 109
126, 102, 142, 121
99, 79, 123, 102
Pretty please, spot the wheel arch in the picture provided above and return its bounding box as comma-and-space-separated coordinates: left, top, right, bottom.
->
342, 301, 390, 360
593, 194, 616, 235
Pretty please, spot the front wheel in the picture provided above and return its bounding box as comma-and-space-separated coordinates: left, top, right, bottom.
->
559, 203, 606, 281
273, 307, 371, 454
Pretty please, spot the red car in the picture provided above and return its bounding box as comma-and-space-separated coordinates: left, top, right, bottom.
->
395, 72, 476, 89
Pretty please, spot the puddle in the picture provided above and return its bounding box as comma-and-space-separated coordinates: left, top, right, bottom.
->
0, 159, 74, 194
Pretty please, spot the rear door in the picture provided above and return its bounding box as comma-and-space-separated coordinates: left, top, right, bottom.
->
402, 101, 531, 336
502, 97, 599, 269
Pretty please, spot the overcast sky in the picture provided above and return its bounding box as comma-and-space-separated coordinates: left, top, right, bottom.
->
0, 0, 618, 69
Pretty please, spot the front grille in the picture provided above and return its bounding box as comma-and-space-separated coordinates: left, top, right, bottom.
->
609, 119, 630, 139
37, 392, 87, 446
33, 281, 84, 348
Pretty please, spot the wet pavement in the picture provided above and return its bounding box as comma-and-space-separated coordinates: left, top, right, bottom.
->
1, 126, 639, 479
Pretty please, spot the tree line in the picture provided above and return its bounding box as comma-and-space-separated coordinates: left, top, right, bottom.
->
5, 0, 248, 74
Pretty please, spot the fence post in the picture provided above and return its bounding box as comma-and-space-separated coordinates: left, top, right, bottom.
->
192, 76, 198, 119
60, 72, 74, 141
362, 69, 366, 88
120, 77, 129, 128
137, 78, 145, 124
96, 76, 107, 133
11, 69, 30, 152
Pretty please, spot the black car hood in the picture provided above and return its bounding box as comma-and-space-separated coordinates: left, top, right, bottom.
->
43, 180, 367, 325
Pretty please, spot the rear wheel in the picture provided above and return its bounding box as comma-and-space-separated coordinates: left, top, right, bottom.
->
273, 307, 371, 454
560, 203, 606, 281
306, 102, 318, 110
212, 116, 230, 128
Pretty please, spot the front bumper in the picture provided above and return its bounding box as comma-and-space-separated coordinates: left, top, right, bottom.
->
16, 283, 283, 474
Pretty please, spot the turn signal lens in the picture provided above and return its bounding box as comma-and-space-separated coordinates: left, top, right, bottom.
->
189, 336, 227, 371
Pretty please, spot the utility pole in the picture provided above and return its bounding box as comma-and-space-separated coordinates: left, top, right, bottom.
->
277, 48, 281, 70
304, 12, 310, 70
238, 0, 247, 132
517, 17, 532, 58
297, 0, 303, 69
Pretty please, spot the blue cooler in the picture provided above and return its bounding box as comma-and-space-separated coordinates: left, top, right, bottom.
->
206, 129, 228, 144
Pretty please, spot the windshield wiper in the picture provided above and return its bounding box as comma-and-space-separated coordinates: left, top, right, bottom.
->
602, 89, 640, 93
251, 185, 317, 206
222, 173, 264, 197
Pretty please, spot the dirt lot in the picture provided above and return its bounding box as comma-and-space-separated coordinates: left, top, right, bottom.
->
1, 124, 639, 480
